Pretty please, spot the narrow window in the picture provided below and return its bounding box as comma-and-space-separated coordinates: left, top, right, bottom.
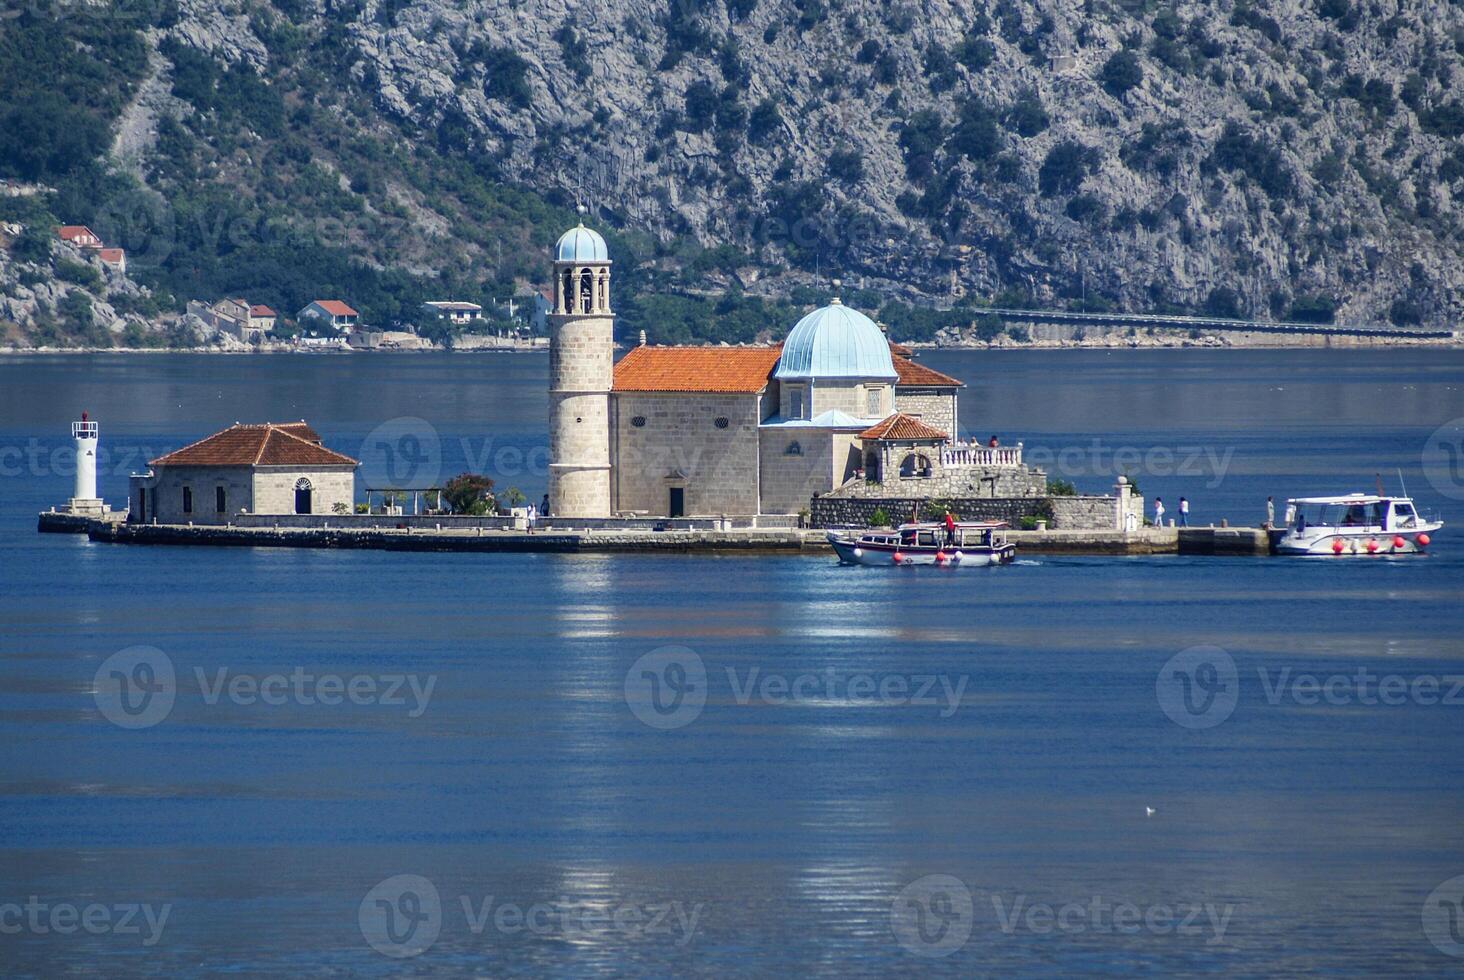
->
866, 387, 882, 416
216, 486, 227, 513
182, 486, 193, 514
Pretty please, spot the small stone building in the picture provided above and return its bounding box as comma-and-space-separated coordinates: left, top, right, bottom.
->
128, 422, 358, 524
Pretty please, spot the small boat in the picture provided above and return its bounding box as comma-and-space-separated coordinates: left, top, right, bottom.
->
1274, 493, 1442, 556
827, 521, 1017, 567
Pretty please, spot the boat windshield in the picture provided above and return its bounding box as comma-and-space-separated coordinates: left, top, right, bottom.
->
1294, 501, 1386, 529
1391, 501, 1418, 529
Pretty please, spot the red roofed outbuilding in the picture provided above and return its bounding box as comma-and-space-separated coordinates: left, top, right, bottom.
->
129, 421, 357, 524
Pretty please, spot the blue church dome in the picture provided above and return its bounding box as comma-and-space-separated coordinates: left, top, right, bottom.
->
774, 300, 897, 380
555, 223, 609, 262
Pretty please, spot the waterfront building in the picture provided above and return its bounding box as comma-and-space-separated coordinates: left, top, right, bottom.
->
545, 222, 1043, 518
128, 422, 357, 524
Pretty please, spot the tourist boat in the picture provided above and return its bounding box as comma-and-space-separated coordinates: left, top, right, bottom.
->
1274, 493, 1442, 556
827, 521, 1017, 567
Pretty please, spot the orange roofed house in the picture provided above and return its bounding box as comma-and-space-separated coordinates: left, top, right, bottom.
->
537, 222, 1044, 519
128, 422, 358, 524
297, 300, 359, 334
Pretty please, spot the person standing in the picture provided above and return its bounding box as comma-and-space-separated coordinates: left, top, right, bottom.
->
1153, 497, 1165, 527
1265, 496, 1275, 529
943, 509, 957, 546
541, 493, 551, 518
1178, 496, 1189, 527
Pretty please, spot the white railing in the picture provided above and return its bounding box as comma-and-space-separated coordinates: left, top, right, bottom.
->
940, 442, 1023, 467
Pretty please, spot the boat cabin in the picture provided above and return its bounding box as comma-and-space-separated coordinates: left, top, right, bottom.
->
891, 521, 1008, 549
1287, 495, 1423, 533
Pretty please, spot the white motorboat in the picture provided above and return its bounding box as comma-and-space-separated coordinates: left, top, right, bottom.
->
827, 521, 1017, 567
1274, 493, 1442, 556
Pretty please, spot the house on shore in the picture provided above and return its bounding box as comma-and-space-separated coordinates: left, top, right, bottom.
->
420, 301, 483, 327
128, 422, 358, 525
186, 298, 272, 343
297, 300, 359, 334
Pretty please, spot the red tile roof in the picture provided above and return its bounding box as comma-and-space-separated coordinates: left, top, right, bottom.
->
888, 342, 913, 356
859, 412, 949, 442
97, 248, 125, 263
613, 345, 783, 393
249, 305, 276, 317
57, 225, 97, 242
892, 354, 962, 387
150, 422, 355, 468
313, 300, 358, 317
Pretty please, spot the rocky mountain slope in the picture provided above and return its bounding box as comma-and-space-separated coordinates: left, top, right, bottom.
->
2, 0, 1461, 346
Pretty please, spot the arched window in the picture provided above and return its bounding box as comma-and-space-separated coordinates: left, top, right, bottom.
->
580, 270, 594, 313
294, 477, 313, 515
785, 442, 802, 456
560, 269, 573, 313
899, 453, 932, 478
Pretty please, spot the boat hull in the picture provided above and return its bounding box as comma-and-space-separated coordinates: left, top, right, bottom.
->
828, 534, 1015, 567
1274, 524, 1441, 556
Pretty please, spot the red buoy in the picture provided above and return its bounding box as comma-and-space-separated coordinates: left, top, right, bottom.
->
1417, 533, 1431, 548
935, 551, 947, 563
1332, 538, 1345, 554
1365, 539, 1379, 554
892, 552, 905, 565
1393, 536, 1406, 549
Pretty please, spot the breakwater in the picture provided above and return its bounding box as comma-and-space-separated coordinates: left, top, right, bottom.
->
45, 513, 1270, 556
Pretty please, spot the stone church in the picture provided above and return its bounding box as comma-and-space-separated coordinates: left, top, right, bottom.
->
546, 223, 1042, 518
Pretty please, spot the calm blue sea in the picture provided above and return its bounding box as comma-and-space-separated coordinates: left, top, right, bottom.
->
2, 348, 1464, 976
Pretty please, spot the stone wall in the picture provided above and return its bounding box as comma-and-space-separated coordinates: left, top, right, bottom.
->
759, 429, 835, 515
253, 467, 355, 516
892, 390, 957, 438
548, 308, 614, 516
611, 391, 762, 516
130, 465, 255, 525
811, 494, 1125, 530
828, 462, 1047, 500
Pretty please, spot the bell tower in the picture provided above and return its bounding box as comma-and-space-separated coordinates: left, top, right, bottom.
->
546, 223, 613, 517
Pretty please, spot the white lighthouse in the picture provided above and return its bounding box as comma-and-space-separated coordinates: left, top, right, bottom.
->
68, 411, 104, 516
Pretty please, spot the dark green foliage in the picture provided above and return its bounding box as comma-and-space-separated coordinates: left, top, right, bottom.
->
0, 8, 149, 181
826, 148, 864, 183
949, 99, 1000, 161
1287, 294, 1338, 324
899, 110, 946, 181
1003, 92, 1049, 137
1100, 50, 1143, 98
954, 36, 996, 72
1203, 287, 1244, 319
1039, 142, 1099, 198
924, 44, 959, 93
1211, 122, 1293, 198
683, 80, 719, 133
727, 0, 758, 20
11, 227, 54, 265
793, 0, 827, 32
1419, 101, 1464, 138
554, 24, 591, 82
747, 99, 782, 144
473, 44, 534, 109
56, 259, 102, 292
1388, 297, 1424, 326
1229, 3, 1282, 43
1064, 193, 1106, 224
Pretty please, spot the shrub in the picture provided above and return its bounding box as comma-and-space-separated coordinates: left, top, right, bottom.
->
1039, 141, 1099, 198
1286, 294, 1338, 324
868, 507, 891, 527
826, 147, 864, 183
1003, 92, 1049, 137
899, 110, 946, 181
683, 80, 719, 133
747, 99, 782, 144
1211, 122, 1293, 198
1100, 51, 1143, 98
56, 258, 102, 291
553, 24, 591, 82
1064, 193, 1106, 223
1203, 287, 1244, 319
948, 99, 1000, 161
1047, 478, 1077, 497
955, 36, 995, 72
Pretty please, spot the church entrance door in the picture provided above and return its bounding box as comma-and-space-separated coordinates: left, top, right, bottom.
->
668, 487, 684, 518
